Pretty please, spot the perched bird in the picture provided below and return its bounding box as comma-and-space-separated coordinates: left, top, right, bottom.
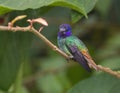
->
57, 24, 98, 72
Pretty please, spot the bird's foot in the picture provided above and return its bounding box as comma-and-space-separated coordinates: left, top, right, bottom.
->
66, 55, 74, 63
88, 63, 99, 71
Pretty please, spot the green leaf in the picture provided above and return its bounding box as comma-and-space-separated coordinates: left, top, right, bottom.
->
71, 10, 83, 24
99, 56, 120, 70
37, 74, 66, 93
0, 32, 30, 90
0, 10, 37, 91
109, 83, 120, 93
96, 0, 112, 17
21, 86, 29, 93
71, 0, 98, 23
66, 64, 91, 85
0, 0, 97, 18
96, 33, 120, 70
67, 74, 120, 93
36, 56, 71, 93
0, 32, 21, 91
0, 6, 11, 15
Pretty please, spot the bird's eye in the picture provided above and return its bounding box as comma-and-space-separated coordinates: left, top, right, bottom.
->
59, 24, 70, 32
64, 26, 68, 31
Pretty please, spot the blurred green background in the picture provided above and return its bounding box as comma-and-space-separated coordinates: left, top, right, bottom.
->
0, 0, 120, 93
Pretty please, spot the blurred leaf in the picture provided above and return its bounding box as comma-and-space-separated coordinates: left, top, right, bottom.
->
39, 56, 66, 70
108, 0, 120, 24
0, 32, 30, 92
37, 74, 65, 93
95, 33, 120, 74
0, 90, 8, 93
109, 83, 120, 93
93, 56, 120, 75
36, 56, 71, 93
96, 0, 112, 17
0, 10, 38, 91
0, 0, 97, 18
67, 73, 120, 93
71, 10, 83, 24
71, 0, 98, 23
96, 33, 120, 59
0, 6, 11, 15
99, 56, 120, 70
67, 64, 91, 85
0, 32, 21, 91
21, 87, 29, 93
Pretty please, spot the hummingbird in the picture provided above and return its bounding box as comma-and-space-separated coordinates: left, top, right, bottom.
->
57, 24, 98, 72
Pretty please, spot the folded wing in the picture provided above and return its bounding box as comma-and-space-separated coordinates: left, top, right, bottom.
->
65, 44, 91, 72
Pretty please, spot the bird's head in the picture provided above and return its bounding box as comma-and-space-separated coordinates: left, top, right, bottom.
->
58, 24, 72, 38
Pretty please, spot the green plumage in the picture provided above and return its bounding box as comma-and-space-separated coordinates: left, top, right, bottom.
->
58, 36, 88, 56
58, 24, 93, 71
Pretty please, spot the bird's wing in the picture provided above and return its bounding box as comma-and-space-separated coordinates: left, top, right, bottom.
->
65, 42, 91, 72
73, 36, 98, 70
65, 36, 99, 71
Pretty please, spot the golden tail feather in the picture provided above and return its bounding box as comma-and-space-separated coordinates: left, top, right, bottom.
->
81, 50, 99, 71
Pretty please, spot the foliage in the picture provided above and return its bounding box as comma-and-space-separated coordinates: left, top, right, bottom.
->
67, 74, 120, 93
0, 0, 120, 93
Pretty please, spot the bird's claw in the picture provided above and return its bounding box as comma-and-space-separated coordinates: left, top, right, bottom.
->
66, 55, 74, 63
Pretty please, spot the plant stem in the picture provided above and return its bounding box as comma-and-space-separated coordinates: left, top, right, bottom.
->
30, 27, 69, 58
0, 18, 120, 79
13, 62, 24, 93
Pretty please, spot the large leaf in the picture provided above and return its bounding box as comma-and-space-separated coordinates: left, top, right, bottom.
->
109, 83, 120, 93
36, 56, 71, 93
0, 0, 97, 17
67, 73, 120, 93
0, 31, 32, 91
0, 32, 21, 91
96, 0, 112, 17
71, 0, 98, 23
0, 10, 38, 91
96, 33, 120, 71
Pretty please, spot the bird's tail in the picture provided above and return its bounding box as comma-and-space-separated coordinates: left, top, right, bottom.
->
65, 44, 91, 72
72, 51, 91, 72
81, 50, 99, 71
84, 57, 99, 71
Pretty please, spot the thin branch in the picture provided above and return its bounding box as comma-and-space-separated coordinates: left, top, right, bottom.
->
30, 27, 69, 58
0, 26, 68, 57
0, 25, 30, 32
0, 17, 120, 79
98, 65, 120, 78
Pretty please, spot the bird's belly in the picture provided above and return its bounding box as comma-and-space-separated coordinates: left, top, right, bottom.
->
58, 39, 72, 56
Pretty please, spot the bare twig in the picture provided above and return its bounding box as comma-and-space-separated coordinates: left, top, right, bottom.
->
97, 65, 120, 78
30, 27, 69, 58
0, 16, 120, 79
8, 15, 27, 27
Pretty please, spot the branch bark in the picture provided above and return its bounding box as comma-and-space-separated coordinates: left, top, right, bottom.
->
0, 17, 120, 79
